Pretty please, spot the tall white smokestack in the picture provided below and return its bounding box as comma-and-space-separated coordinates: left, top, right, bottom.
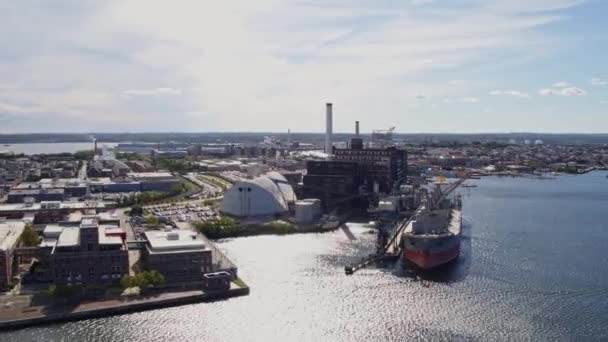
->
355, 121, 360, 136
325, 103, 333, 154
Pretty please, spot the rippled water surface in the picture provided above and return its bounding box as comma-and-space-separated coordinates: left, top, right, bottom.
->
3, 172, 608, 341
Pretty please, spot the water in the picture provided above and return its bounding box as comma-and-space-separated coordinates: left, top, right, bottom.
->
2, 142, 117, 155
3, 172, 608, 341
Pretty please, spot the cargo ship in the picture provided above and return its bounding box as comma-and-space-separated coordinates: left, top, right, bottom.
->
401, 195, 462, 269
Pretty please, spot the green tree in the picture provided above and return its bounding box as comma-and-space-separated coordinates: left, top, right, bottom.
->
145, 270, 166, 287
73, 150, 95, 160
20, 223, 40, 247
134, 273, 150, 288
144, 216, 159, 226
170, 183, 185, 195
130, 205, 143, 217
120, 275, 135, 289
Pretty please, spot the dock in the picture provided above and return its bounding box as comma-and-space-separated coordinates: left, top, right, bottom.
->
345, 177, 467, 275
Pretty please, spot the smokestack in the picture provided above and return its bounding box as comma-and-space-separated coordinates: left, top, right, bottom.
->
94, 139, 98, 156
325, 103, 333, 154
355, 121, 360, 136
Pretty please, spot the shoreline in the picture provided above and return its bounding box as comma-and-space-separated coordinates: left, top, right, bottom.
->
0, 286, 249, 331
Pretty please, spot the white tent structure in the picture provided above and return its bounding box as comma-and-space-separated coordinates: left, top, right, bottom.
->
220, 173, 297, 217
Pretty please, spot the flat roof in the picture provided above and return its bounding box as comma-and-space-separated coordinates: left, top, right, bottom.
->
40, 238, 58, 248
80, 216, 98, 229
67, 211, 84, 222
43, 225, 64, 238
97, 211, 120, 221
98, 228, 123, 245
0, 201, 107, 212
144, 229, 206, 254
128, 172, 174, 178
56, 227, 79, 247
0, 221, 26, 251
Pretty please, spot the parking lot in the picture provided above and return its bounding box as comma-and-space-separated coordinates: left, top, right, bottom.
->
146, 203, 219, 223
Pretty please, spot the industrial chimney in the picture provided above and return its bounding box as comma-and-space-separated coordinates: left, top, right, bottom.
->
351, 120, 364, 150
325, 103, 333, 154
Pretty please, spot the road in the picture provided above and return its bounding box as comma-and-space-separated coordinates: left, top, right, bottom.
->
78, 161, 88, 180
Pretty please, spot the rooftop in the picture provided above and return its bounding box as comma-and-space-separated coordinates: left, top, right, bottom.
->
97, 211, 120, 222
144, 229, 206, 254
127, 172, 174, 179
56, 227, 79, 248
80, 216, 98, 229
43, 225, 64, 239
0, 201, 107, 213
98, 228, 123, 245
0, 220, 26, 251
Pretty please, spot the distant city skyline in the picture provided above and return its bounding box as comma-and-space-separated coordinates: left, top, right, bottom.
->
1, 0, 607, 133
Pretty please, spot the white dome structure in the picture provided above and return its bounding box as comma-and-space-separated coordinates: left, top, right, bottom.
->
220, 174, 297, 217
265, 171, 296, 203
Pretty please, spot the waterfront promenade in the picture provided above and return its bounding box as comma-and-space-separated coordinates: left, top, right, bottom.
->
0, 284, 249, 330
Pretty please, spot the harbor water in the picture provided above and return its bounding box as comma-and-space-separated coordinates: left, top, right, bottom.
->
2, 142, 117, 155
2, 172, 608, 341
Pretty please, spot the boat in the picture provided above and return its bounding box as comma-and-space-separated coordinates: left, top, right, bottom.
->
401, 195, 462, 269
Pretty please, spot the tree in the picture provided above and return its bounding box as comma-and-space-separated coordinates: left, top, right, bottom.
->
170, 183, 185, 195
120, 271, 166, 290
120, 275, 135, 289
144, 216, 159, 226
145, 270, 166, 287
74, 150, 95, 160
130, 205, 143, 217
20, 223, 40, 247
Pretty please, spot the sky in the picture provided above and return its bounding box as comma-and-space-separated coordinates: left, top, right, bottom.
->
0, 0, 607, 134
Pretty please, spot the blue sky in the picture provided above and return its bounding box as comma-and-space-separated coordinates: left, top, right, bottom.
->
0, 0, 606, 133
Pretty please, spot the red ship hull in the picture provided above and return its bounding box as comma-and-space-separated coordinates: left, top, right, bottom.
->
403, 243, 460, 269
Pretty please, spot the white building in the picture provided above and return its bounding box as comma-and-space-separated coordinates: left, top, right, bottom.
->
220, 173, 297, 217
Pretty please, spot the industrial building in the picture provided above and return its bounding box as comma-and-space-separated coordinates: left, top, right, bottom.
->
143, 229, 213, 284
303, 161, 361, 210
152, 149, 189, 159
128, 172, 180, 192
0, 201, 107, 224
7, 188, 65, 203
0, 220, 26, 290
38, 216, 129, 285
88, 172, 180, 193
9, 178, 89, 203
333, 145, 407, 193
303, 105, 408, 211
221, 173, 297, 217
294, 199, 322, 224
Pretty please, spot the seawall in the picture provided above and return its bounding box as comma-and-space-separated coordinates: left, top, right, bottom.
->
0, 287, 249, 331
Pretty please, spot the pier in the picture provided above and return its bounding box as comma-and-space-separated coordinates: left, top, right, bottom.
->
345, 177, 467, 275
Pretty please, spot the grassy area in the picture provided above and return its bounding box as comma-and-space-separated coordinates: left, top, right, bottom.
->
193, 218, 296, 239
198, 174, 232, 191
232, 277, 248, 288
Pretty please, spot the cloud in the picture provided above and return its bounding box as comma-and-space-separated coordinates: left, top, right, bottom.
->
123, 88, 182, 97
539, 86, 587, 96
443, 97, 480, 103
461, 97, 481, 103
552, 81, 569, 88
489, 90, 530, 98
591, 78, 607, 86
0, 0, 591, 132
